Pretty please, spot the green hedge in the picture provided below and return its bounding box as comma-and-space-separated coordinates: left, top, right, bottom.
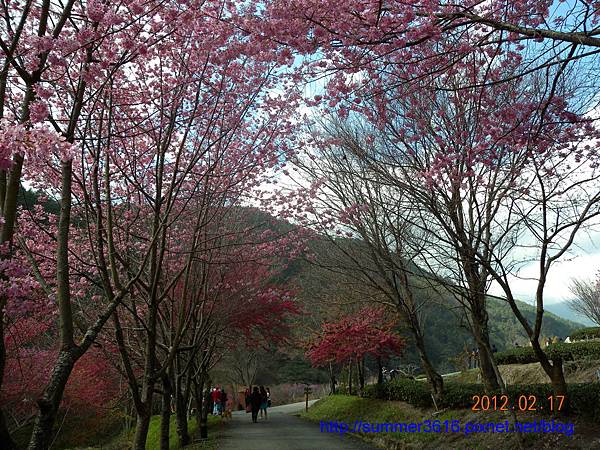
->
362, 378, 600, 419
495, 341, 600, 365
570, 327, 600, 341
386, 377, 432, 407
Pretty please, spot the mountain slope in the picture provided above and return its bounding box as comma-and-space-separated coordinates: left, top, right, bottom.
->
544, 301, 596, 327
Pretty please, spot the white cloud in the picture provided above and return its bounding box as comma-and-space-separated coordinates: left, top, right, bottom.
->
489, 250, 600, 305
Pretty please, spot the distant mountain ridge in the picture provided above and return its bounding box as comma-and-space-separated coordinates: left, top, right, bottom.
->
16, 191, 588, 379
235, 207, 592, 374
408, 295, 583, 372
544, 301, 596, 327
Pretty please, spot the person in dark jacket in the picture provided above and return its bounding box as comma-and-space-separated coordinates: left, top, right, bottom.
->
259, 386, 269, 420
244, 387, 251, 413
250, 386, 262, 423
220, 388, 228, 415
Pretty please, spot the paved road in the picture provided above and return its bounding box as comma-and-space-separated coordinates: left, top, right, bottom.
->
217, 400, 378, 450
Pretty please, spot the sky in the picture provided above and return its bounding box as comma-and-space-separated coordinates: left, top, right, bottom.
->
488, 251, 600, 305
258, 69, 600, 309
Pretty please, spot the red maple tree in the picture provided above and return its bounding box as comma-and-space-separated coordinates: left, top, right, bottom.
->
307, 306, 404, 367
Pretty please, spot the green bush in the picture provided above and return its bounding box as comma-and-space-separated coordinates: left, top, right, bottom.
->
569, 327, 600, 341
440, 383, 481, 408
363, 378, 433, 407
495, 346, 538, 364
495, 341, 600, 365
386, 378, 433, 407
548, 341, 600, 360
362, 379, 600, 419
566, 383, 600, 420
362, 383, 387, 399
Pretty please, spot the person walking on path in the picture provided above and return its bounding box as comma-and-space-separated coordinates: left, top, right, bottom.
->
259, 386, 269, 420
211, 387, 221, 415
244, 387, 252, 413
250, 386, 262, 423
220, 388, 228, 416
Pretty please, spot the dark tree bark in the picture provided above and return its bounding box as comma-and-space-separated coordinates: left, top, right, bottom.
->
159, 374, 172, 450
175, 373, 190, 447
414, 329, 444, 402
329, 363, 337, 394
357, 357, 365, 393
376, 357, 383, 385
470, 299, 500, 391
532, 343, 568, 400
347, 360, 353, 395
133, 409, 151, 450
28, 160, 77, 450
0, 309, 17, 450
27, 350, 76, 450
199, 375, 209, 439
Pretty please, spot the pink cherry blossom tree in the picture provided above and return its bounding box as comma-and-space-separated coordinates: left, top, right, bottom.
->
1, 1, 302, 448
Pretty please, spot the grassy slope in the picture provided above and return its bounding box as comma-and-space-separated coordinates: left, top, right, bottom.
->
301, 395, 473, 449
145, 415, 222, 450
448, 360, 600, 385
302, 395, 599, 450
62, 415, 222, 450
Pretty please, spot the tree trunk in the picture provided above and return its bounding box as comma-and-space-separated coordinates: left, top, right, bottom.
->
549, 360, 567, 397
200, 378, 210, 439
531, 341, 568, 406
347, 360, 353, 395
132, 376, 155, 450
376, 357, 383, 385
193, 380, 202, 430
328, 363, 336, 394
175, 375, 190, 447
159, 375, 172, 450
471, 301, 500, 391
133, 410, 151, 450
0, 408, 17, 450
414, 331, 444, 402
0, 307, 17, 450
29, 160, 80, 450
27, 350, 77, 450
132, 291, 158, 450
357, 357, 365, 393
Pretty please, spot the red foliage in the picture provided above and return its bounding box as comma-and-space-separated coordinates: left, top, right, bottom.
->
62, 347, 121, 410
2, 308, 120, 423
306, 306, 404, 367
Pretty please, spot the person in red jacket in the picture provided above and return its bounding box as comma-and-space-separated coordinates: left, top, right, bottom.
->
211, 387, 221, 415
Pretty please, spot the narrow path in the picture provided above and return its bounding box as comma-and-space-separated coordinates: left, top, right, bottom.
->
217, 400, 378, 450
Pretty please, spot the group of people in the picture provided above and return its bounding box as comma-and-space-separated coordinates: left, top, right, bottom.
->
209, 386, 228, 416
514, 336, 568, 348
244, 385, 271, 423
544, 336, 566, 347
467, 345, 497, 369
382, 368, 401, 381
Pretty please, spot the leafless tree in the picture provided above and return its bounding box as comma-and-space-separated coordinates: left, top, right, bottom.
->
291, 120, 445, 400
568, 278, 600, 326
225, 346, 259, 388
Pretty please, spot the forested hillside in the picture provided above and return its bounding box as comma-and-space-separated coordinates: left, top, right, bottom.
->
237, 210, 585, 376
287, 254, 582, 374
16, 191, 581, 379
